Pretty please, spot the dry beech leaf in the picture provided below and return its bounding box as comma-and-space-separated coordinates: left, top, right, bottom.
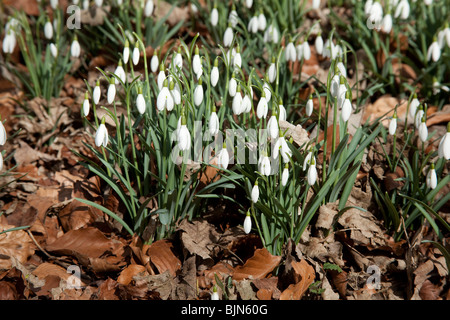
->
280, 260, 315, 300
232, 248, 281, 281
117, 264, 147, 286
419, 280, 442, 300
177, 219, 218, 261
147, 240, 181, 277
0, 220, 34, 270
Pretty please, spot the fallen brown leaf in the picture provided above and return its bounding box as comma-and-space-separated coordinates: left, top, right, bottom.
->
147, 239, 181, 277
280, 260, 315, 300
232, 248, 281, 281
117, 264, 147, 286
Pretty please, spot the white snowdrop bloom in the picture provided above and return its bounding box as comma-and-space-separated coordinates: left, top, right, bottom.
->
307, 158, 317, 185
95, 0, 103, 7
394, 0, 410, 19
368, 1, 383, 26
258, 154, 271, 176
419, 119, 428, 142
82, 0, 89, 10
209, 109, 219, 136
267, 114, 279, 140
306, 96, 313, 117
50, 43, 58, 58
312, 0, 321, 9
194, 80, 204, 106
389, 115, 397, 135
232, 86, 243, 115
315, 34, 324, 55
409, 96, 420, 118
151, 52, 159, 73
381, 14, 393, 33
337, 77, 347, 108
218, 143, 229, 169
157, 80, 173, 111
251, 182, 259, 203
191, 3, 198, 14
285, 41, 297, 62
144, 0, 154, 17
223, 26, 234, 47
233, 47, 242, 70
256, 94, 268, 119
211, 58, 219, 87
132, 44, 140, 65
341, 95, 352, 122
268, 61, 276, 84
299, 42, 311, 60
173, 49, 183, 72
95, 122, 108, 147
50, 0, 58, 9
211, 6, 219, 27
243, 213, 252, 234
278, 102, 286, 121
258, 11, 267, 31
2, 32, 16, 54
303, 150, 314, 171
71, 36, 81, 58
229, 8, 238, 28
323, 39, 338, 59
226, 47, 236, 67
337, 60, 347, 78
240, 93, 251, 113
245, 0, 253, 8
438, 126, 450, 160
282, 165, 289, 187
0, 120, 6, 146
211, 287, 219, 300
114, 61, 126, 84
437, 27, 450, 49
427, 40, 441, 62
414, 107, 424, 129
229, 76, 237, 97
123, 40, 130, 64
170, 82, 181, 106
44, 20, 53, 40
178, 123, 191, 151
424, 0, 433, 5
263, 80, 271, 102
192, 47, 202, 77
248, 15, 259, 34
330, 70, 340, 98
82, 91, 90, 117
264, 24, 280, 43
157, 64, 165, 90
107, 79, 116, 104
432, 80, 450, 95
136, 89, 146, 114
365, 0, 374, 16
426, 165, 437, 189
93, 81, 101, 104
273, 136, 292, 163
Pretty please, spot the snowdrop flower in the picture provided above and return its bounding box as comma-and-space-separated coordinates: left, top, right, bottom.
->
232, 85, 243, 115
389, 112, 397, 135
365, 0, 374, 16
242, 93, 252, 114
381, 13, 393, 33
123, 40, 130, 64
2, 31, 16, 54
273, 134, 292, 163
438, 26, 450, 49
432, 79, 450, 95
267, 111, 279, 140
336, 59, 347, 78
136, 87, 146, 114
281, 164, 289, 187
132, 43, 140, 65
394, 0, 410, 19
426, 163, 437, 189
71, 35, 81, 58
0, 119, 6, 145
258, 153, 272, 176
157, 64, 166, 90
330, 67, 340, 98
50, 0, 58, 9
306, 95, 313, 117
251, 181, 259, 203
337, 76, 347, 108
419, 118, 428, 142
245, 0, 253, 8
211, 58, 219, 87
256, 92, 268, 119
248, 15, 259, 34
211, 5, 219, 27
267, 58, 276, 83
173, 47, 183, 72
211, 286, 219, 300
243, 212, 252, 234
427, 39, 441, 62
44, 20, 53, 40
209, 106, 219, 136
82, 0, 89, 10
218, 143, 229, 169
178, 116, 191, 151
263, 79, 272, 102
438, 123, 450, 160
93, 80, 101, 104
50, 43, 58, 58
264, 24, 280, 43
285, 41, 297, 62
151, 50, 159, 73
192, 46, 202, 77
107, 78, 116, 104
368, 1, 383, 26
95, 119, 108, 147
170, 81, 181, 106
341, 92, 352, 122
278, 101, 286, 121
229, 6, 238, 28
297, 41, 311, 61
144, 0, 154, 17
223, 24, 233, 47
307, 157, 317, 185
114, 60, 126, 84
414, 105, 424, 129
312, 0, 321, 9
315, 33, 324, 55
82, 91, 90, 117
258, 10, 267, 31
95, 0, 103, 7
409, 94, 420, 118
303, 149, 314, 171
229, 75, 237, 97
157, 80, 174, 111
233, 46, 242, 70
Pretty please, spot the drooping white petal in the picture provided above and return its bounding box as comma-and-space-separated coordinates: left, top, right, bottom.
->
389, 117, 397, 135
256, 96, 268, 119
315, 35, 323, 55
71, 39, 81, 58
82, 98, 90, 117
95, 124, 108, 147
268, 63, 276, 83
151, 54, 159, 73
144, 0, 154, 17
0, 121, 7, 145
223, 27, 233, 47
178, 125, 191, 151
341, 98, 352, 122
426, 168, 437, 189
218, 147, 229, 169
136, 93, 146, 114
107, 83, 116, 104
307, 164, 317, 185
209, 112, 219, 136
243, 215, 252, 234
251, 184, 259, 203
419, 121, 428, 142
194, 83, 204, 106
132, 46, 140, 65
306, 98, 313, 117
93, 84, 101, 104
211, 7, 219, 27
267, 115, 279, 139
281, 167, 289, 186
211, 66, 219, 87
